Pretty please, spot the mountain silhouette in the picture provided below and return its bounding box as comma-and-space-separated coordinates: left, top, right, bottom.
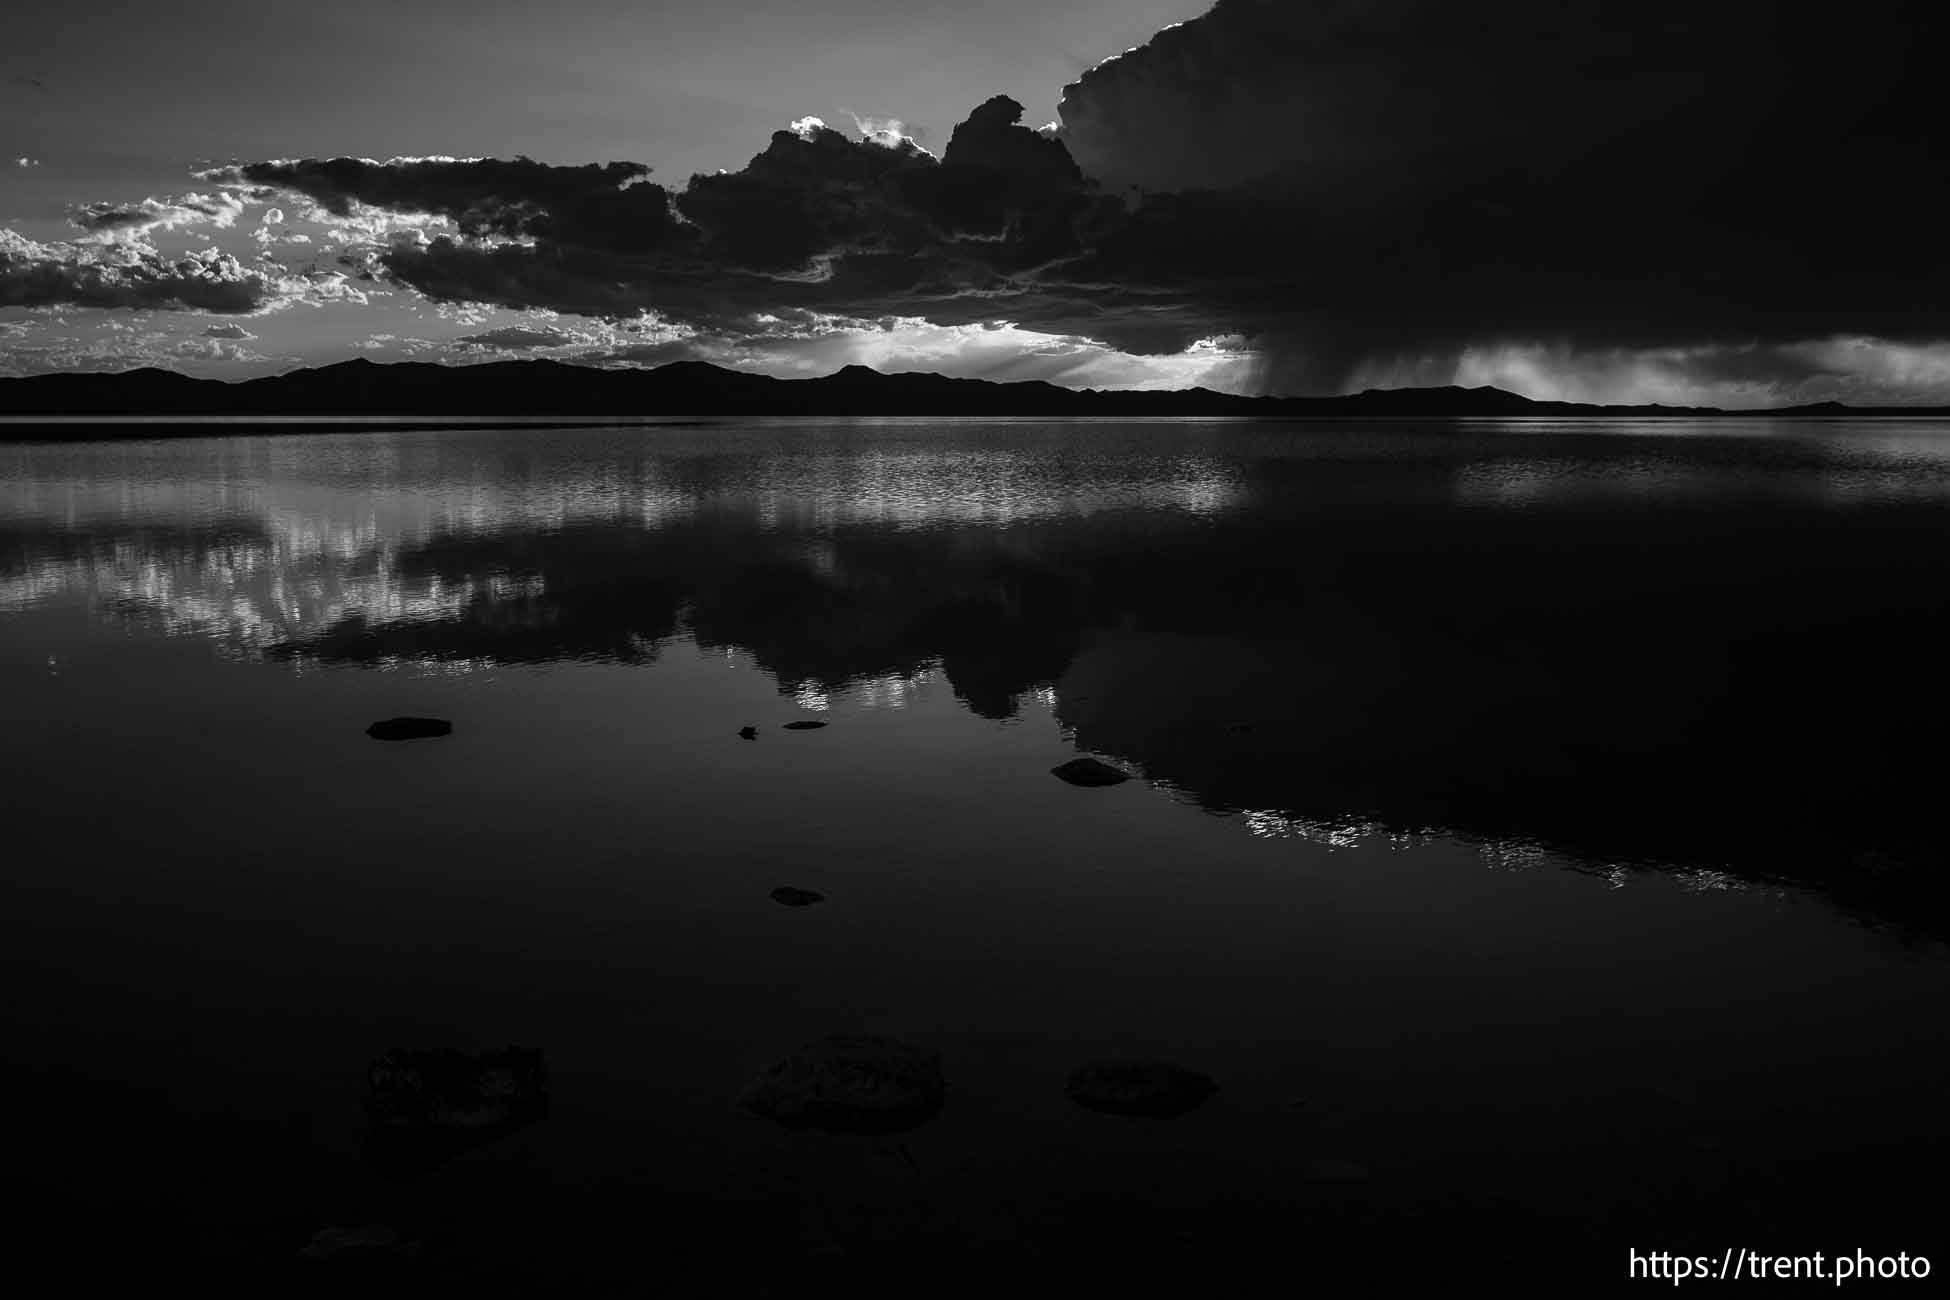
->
2, 358, 1940, 426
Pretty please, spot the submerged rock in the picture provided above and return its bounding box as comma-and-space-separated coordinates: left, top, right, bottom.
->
362, 1046, 548, 1179
1065, 1059, 1218, 1118
1051, 756, 1130, 787
771, 886, 826, 907
298, 1224, 419, 1263
1304, 1158, 1373, 1184
738, 725, 759, 739
740, 1034, 945, 1136
365, 716, 453, 741
366, 1045, 547, 1129
783, 719, 828, 730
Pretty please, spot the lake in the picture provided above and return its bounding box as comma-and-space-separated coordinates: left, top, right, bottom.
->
3, 417, 1947, 1293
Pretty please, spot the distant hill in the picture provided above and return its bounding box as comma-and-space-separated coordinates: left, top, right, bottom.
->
0, 357, 1940, 424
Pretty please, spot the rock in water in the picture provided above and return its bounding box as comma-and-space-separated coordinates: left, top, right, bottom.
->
739, 1035, 946, 1136
782, 719, 828, 730
1065, 1059, 1218, 1118
366, 1045, 547, 1129
298, 1224, 418, 1263
366, 716, 453, 741
1051, 756, 1130, 787
1304, 1158, 1373, 1184
770, 886, 826, 907
362, 1045, 549, 1179
738, 725, 758, 739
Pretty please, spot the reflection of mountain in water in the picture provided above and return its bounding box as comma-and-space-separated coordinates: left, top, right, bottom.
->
8, 423, 1950, 934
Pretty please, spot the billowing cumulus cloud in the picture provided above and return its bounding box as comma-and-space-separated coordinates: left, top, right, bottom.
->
171, 335, 264, 363
454, 324, 580, 349
202, 323, 255, 340
0, 229, 272, 312
226, 97, 1100, 333
847, 114, 932, 156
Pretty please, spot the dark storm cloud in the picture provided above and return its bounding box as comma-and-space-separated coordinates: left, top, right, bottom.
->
197, 156, 682, 254
228, 99, 1108, 331
1055, 0, 1950, 389
0, 231, 272, 313
674, 121, 939, 270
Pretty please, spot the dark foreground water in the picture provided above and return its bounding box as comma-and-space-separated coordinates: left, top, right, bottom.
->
3, 418, 1948, 1294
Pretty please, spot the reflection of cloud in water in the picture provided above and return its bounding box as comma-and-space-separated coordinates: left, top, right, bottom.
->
843, 664, 937, 710
8, 421, 1950, 936
1241, 810, 1385, 850
0, 430, 1241, 652
1478, 840, 1550, 872
0, 514, 552, 654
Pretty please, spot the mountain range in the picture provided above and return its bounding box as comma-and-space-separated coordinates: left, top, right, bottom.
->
0, 357, 1941, 423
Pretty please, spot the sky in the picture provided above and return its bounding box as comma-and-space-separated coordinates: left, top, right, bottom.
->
4, 0, 1948, 404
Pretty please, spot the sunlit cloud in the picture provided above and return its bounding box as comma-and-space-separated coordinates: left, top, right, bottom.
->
564, 310, 1255, 392
69, 190, 252, 242
846, 112, 936, 158
452, 323, 583, 350
1, 228, 270, 313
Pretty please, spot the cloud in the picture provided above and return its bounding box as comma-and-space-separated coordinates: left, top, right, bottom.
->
69, 191, 250, 241
202, 323, 256, 340
171, 335, 265, 363
559, 309, 1254, 391
1410, 337, 1950, 408
729, 316, 1254, 390
0, 225, 374, 317
453, 324, 579, 349
279, 268, 369, 307
0, 229, 273, 313
847, 113, 935, 157
671, 118, 951, 272
16, 6, 1949, 399
1052, 0, 1950, 389
0, 319, 282, 374
221, 99, 1097, 329
198, 155, 681, 254
15, 157, 39, 168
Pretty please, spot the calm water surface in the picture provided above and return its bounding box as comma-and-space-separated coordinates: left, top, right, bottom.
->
4, 418, 1949, 1289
